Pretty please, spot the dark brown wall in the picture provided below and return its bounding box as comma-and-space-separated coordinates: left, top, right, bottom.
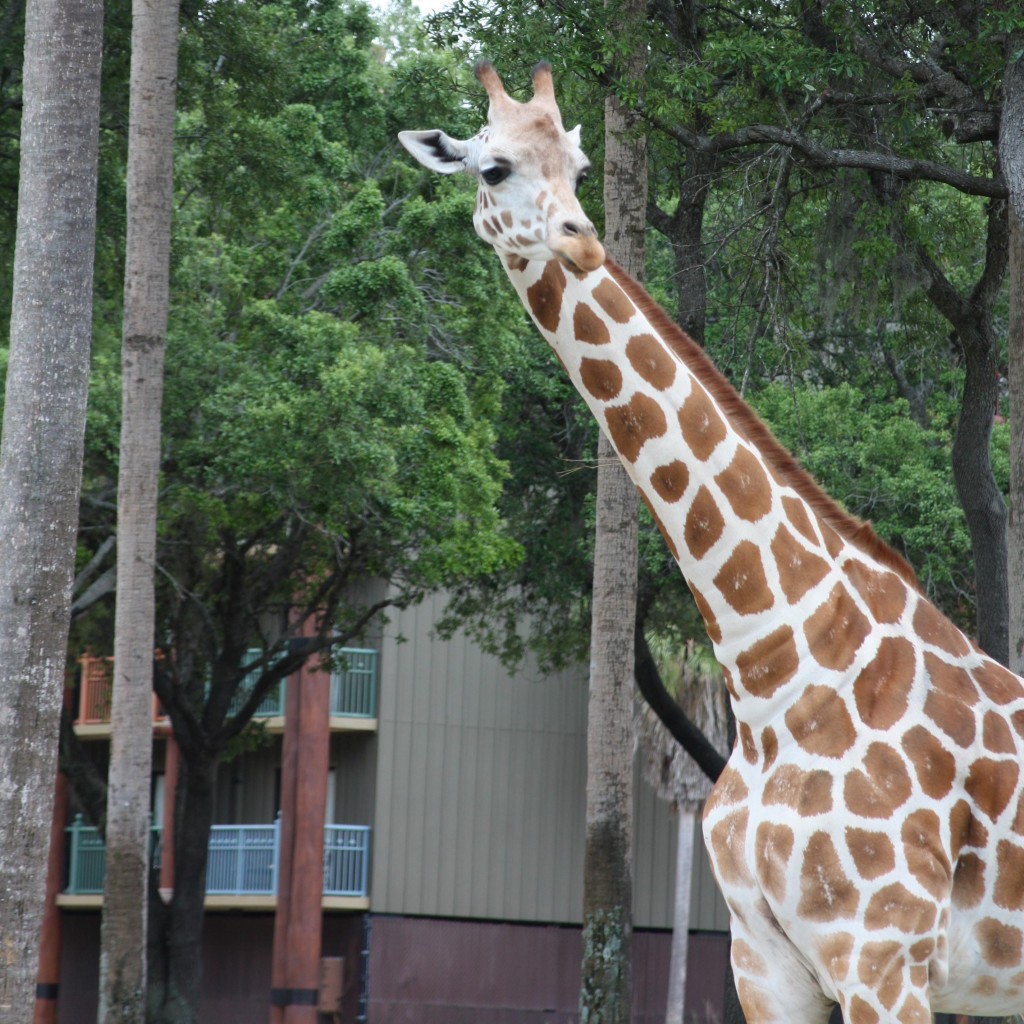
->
57, 910, 728, 1022
366, 915, 729, 1024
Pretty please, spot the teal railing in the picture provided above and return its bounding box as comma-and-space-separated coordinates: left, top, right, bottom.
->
64, 816, 370, 898
227, 646, 378, 719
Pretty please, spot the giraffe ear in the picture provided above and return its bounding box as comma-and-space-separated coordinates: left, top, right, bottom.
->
567, 124, 582, 146
398, 130, 473, 175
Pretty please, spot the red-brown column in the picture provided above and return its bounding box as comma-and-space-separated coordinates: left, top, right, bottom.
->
269, 658, 300, 1024
283, 654, 329, 1023
159, 732, 179, 895
34, 764, 69, 1024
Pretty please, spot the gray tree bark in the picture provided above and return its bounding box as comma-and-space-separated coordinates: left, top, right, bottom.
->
1001, 35, 1024, 676
99, 0, 179, 1019
579, 11, 646, 1022
0, 0, 102, 1015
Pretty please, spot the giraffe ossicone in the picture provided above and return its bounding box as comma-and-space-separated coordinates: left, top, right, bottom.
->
401, 62, 1024, 1024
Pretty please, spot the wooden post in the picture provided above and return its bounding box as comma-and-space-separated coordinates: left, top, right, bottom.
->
33, 766, 68, 1024
271, 620, 330, 1023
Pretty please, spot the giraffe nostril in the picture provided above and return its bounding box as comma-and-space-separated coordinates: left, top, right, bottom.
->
562, 221, 583, 236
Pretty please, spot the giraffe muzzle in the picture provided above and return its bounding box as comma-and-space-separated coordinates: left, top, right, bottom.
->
550, 227, 606, 273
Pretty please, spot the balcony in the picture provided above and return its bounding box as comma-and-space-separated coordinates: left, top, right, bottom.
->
73, 647, 379, 738
60, 815, 371, 911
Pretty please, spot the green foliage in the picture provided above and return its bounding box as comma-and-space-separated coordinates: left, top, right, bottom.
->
752, 381, 981, 625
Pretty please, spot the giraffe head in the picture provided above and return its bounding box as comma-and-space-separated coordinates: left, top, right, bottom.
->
399, 61, 605, 273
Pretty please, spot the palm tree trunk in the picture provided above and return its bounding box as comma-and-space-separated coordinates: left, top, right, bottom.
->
100, 0, 179, 1017
0, 0, 101, 1014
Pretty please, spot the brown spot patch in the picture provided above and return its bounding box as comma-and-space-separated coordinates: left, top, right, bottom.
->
864, 882, 937, 933
579, 358, 622, 401
952, 853, 986, 909
736, 626, 799, 699
896, 994, 930, 1024
950, 799, 989, 853
592, 276, 636, 324
846, 827, 895, 880
901, 809, 951, 899
784, 685, 856, 758
854, 637, 916, 731
843, 560, 908, 624
739, 722, 758, 764
761, 726, 778, 771
844, 743, 912, 818
818, 932, 855, 982
822, 523, 845, 560
923, 689, 976, 748
731, 939, 767, 977
714, 447, 773, 523
505, 254, 529, 273
679, 384, 727, 461
626, 333, 676, 390
976, 918, 1024, 968
974, 659, 1024, 706
994, 840, 1024, 911
1012, 709, 1024, 740
798, 831, 859, 921
714, 541, 775, 616
708, 808, 752, 887
1013, 792, 1024, 837
983, 711, 1016, 754
912, 599, 970, 657
754, 821, 794, 902
526, 260, 566, 332
604, 393, 667, 462
710, 765, 749, 806
966, 757, 1020, 822
804, 582, 872, 671
782, 495, 819, 546
901, 725, 956, 799
650, 460, 689, 504
927, 651, 979, 705
688, 582, 721, 644
770, 524, 830, 604
684, 485, 724, 560
573, 301, 611, 345
736, 979, 774, 1024
849, 995, 880, 1024
857, 940, 905, 1009
763, 764, 833, 815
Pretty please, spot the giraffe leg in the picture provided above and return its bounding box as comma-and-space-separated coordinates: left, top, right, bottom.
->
729, 916, 836, 1024
834, 938, 933, 1024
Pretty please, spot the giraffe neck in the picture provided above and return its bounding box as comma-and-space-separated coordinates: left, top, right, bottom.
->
502, 254, 939, 732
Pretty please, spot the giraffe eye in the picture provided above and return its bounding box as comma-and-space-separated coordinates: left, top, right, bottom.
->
575, 169, 589, 193
481, 165, 510, 186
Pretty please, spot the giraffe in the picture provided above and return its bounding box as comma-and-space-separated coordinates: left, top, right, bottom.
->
400, 62, 1024, 1024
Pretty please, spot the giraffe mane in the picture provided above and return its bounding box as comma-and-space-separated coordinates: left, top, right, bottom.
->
604, 258, 922, 593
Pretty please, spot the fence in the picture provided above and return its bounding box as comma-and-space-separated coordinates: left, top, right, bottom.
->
64, 816, 370, 898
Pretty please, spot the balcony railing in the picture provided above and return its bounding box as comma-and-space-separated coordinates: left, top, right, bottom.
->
75, 647, 378, 727
64, 815, 371, 899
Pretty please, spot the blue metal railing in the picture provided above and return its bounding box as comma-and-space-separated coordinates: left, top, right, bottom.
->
64, 816, 370, 898
323, 825, 371, 897
227, 646, 378, 719
330, 648, 378, 718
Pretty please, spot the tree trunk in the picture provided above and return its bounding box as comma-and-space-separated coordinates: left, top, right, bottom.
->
579, 12, 646, 1021
99, 0, 179, 1018
951, 317, 1009, 665
1001, 36, 1024, 675
148, 756, 215, 1024
0, 0, 102, 1015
